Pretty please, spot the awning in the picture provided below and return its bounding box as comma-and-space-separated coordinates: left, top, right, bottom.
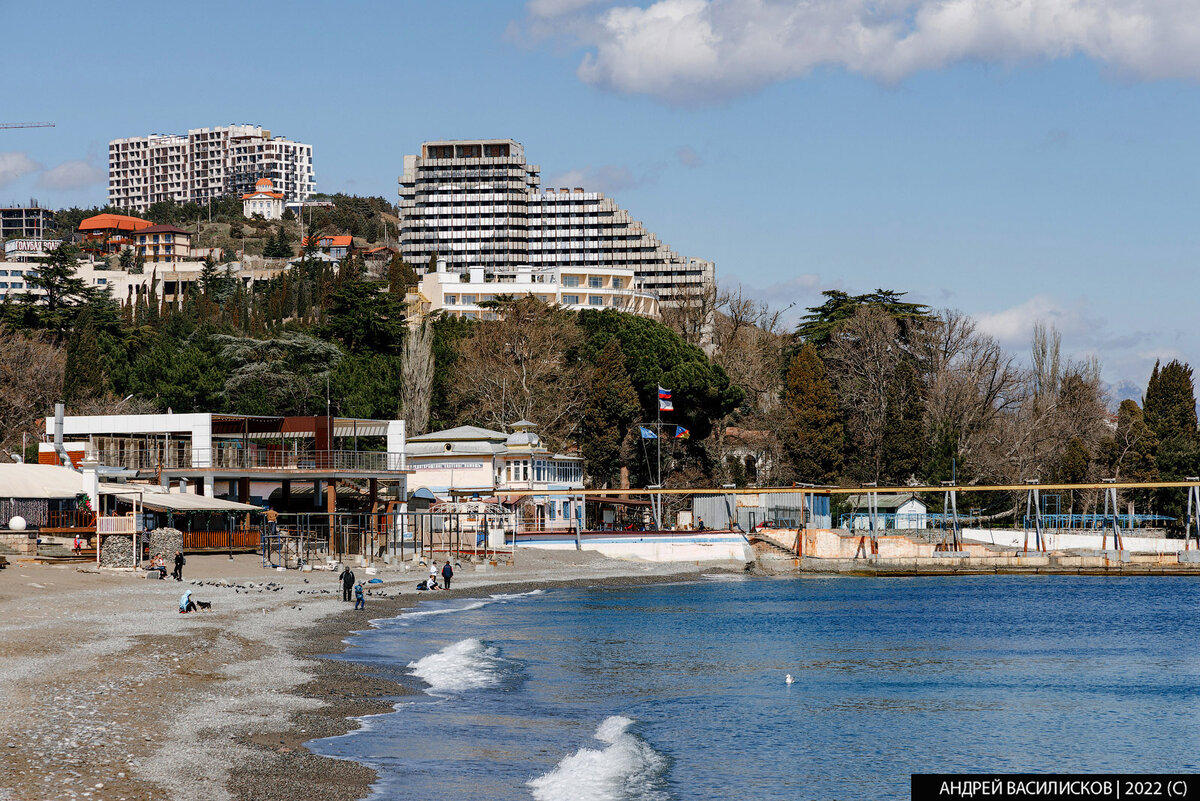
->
98, 485, 262, 513
0, 464, 83, 499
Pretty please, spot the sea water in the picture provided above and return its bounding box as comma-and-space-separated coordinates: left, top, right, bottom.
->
309, 576, 1200, 800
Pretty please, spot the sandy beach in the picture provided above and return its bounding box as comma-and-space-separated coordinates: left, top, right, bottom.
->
0, 550, 730, 801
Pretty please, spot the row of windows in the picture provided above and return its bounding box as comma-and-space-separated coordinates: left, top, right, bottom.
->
501, 459, 583, 484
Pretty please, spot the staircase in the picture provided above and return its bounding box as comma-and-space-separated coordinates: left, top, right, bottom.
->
749, 530, 800, 558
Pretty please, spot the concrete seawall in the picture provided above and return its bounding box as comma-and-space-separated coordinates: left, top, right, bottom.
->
752, 528, 1200, 576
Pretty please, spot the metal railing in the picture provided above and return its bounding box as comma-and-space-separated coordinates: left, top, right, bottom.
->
84, 446, 405, 473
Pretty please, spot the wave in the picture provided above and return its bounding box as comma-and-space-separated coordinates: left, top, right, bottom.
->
407, 638, 508, 693
528, 716, 670, 801
392, 589, 546, 625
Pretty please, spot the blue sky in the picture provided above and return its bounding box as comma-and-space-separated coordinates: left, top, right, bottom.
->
2, 0, 1195, 399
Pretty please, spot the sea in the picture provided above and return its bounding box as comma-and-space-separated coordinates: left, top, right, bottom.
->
309, 575, 1200, 800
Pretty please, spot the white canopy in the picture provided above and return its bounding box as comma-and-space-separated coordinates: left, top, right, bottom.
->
98, 485, 262, 513
0, 464, 84, 499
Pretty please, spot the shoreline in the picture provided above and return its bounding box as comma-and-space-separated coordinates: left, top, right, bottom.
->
229, 568, 735, 801
0, 548, 727, 801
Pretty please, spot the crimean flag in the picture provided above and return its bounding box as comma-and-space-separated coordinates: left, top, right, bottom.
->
674, 426, 690, 439
639, 426, 658, 439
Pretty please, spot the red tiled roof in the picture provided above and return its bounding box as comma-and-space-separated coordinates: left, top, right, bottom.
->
242, 190, 284, 199
302, 235, 353, 248
78, 213, 153, 232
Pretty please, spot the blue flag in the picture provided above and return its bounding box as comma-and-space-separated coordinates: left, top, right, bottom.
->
639, 426, 658, 439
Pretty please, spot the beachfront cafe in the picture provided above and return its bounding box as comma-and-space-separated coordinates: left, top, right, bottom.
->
41, 412, 411, 557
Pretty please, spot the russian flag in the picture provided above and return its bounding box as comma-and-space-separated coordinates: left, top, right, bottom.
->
658, 386, 672, 400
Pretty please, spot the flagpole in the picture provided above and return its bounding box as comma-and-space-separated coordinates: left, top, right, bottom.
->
656, 395, 662, 530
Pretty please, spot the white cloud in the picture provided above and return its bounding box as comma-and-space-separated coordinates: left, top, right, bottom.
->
37, 159, 106, 190
524, 0, 1200, 102
974, 294, 1095, 346
545, 163, 647, 193
0, 152, 39, 187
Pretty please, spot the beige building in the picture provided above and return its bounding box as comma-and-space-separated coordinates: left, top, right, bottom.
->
408, 260, 660, 321
133, 225, 191, 265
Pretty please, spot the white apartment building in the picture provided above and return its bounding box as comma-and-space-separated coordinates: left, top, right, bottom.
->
409, 260, 660, 321
397, 139, 714, 310
109, 124, 314, 212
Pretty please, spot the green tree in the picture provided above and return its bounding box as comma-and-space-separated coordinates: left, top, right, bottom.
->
23, 244, 96, 335
63, 307, 106, 405
796, 289, 931, 348
320, 277, 405, 354
580, 339, 641, 487
781, 343, 843, 483
1143, 360, 1198, 520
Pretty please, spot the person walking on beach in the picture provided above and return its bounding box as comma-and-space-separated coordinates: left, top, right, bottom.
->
339, 566, 356, 602
441, 560, 453, 590
172, 551, 185, 581
354, 582, 365, 610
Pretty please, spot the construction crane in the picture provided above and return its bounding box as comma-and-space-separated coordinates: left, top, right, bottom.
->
0, 122, 55, 130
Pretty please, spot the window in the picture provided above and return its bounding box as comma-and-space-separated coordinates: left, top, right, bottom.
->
562, 275, 579, 287
445, 295, 457, 305
588, 276, 602, 288
462, 294, 476, 304
522, 460, 529, 481
0, 270, 7, 276
0, 282, 8, 289
563, 294, 579, 305
612, 277, 622, 289
589, 295, 603, 306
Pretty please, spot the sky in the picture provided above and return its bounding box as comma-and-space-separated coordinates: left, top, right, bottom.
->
1, 0, 1196, 400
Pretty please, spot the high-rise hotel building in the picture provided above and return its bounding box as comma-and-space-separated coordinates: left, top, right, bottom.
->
397, 139, 714, 309
108, 124, 314, 213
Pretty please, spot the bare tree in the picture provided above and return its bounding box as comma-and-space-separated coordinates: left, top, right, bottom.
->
824, 306, 904, 481
0, 326, 66, 461
451, 298, 585, 446
660, 284, 718, 351
400, 320, 434, 435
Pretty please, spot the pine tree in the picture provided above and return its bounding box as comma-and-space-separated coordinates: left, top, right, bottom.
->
580, 339, 641, 487
1144, 360, 1198, 445
781, 343, 843, 483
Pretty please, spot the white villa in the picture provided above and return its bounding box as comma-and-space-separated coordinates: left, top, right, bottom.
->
405, 421, 585, 529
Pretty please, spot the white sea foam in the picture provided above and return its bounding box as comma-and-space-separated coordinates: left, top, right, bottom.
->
528, 716, 669, 801
393, 589, 546, 625
407, 638, 506, 693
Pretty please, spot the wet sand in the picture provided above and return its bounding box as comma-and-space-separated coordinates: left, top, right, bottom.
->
0, 550, 736, 801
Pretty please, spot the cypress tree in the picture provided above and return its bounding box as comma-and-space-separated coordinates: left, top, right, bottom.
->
781, 343, 844, 483
63, 308, 105, 405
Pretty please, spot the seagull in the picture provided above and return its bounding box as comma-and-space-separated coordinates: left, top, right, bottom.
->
785, 674, 794, 685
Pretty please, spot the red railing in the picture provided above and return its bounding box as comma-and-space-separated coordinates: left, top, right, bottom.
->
182, 529, 260, 551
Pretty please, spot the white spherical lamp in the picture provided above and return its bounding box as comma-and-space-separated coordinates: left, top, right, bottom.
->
9, 516, 26, 532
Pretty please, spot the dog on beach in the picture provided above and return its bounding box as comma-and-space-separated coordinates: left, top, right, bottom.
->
196, 600, 212, 611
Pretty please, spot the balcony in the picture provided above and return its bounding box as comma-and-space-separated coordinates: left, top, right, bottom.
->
84, 445, 407, 474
